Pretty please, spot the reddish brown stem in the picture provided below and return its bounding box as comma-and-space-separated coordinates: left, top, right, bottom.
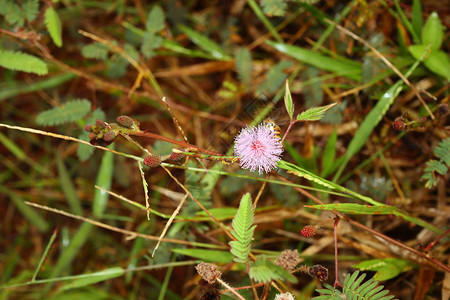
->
425, 228, 450, 252
130, 130, 222, 156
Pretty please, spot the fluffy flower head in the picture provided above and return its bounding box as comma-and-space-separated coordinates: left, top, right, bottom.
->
234, 123, 283, 174
274, 292, 295, 300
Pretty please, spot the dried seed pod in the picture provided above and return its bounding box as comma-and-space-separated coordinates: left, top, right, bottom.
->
275, 249, 300, 270
103, 131, 117, 142
169, 151, 185, 161
393, 117, 406, 131
195, 262, 222, 284
116, 115, 137, 129
308, 264, 328, 282
143, 155, 162, 168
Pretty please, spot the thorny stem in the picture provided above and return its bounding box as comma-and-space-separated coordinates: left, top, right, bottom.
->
333, 217, 342, 288
130, 130, 222, 156
216, 278, 246, 300
425, 228, 450, 253
281, 120, 296, 144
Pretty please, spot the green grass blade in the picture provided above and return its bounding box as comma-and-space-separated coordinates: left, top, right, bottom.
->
305, 203, 396, 214
266, 40, 362, 81
57, 156, 83, 215
178, 25, 231, 61
411, 0, 423, 40
59, 267, 124, 291
0, 73, 75, 101
332, 80, 404, 181
247, 0, 283, 43
171, 249, 234, 263
32, 229, 59, 281
321, 127, 337, 177
393, 0, 420, 44
8, 192, 50, 232
278, 160, 382, 206
93, 148, 114, 218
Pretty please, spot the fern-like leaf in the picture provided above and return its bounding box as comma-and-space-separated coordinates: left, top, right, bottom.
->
0, 49, 48, 75
145, 5, 165, 33
313, 271, 397, 300
141, 32, 162, 58
23, 0, 39, 22
433, 137, 450, 165
296, 103, 337, 122
235, 47, 252, 86
421, 138, 450, 188
257, 60, 293, 96
81, 43, 109, 60
45, 7, 63, 47
0, 0, 25, 26
36, 99, 91, 126
261, 0, 287, 17
249, 257, 297, 283
228, 193, 256, 263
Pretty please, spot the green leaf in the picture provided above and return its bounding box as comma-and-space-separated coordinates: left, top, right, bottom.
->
171, 249, 234, 263
321, 127, 337, 177
353, 258, 413, 281
261, 0, 287, 17
257, 60, 293, 95
141, 31, 163, 58
23, 0, 39, 22
0, 73, 75, 102
333, 80, 404, 181
235, 47, 252, 86
77, 109, 106, 161
146, 5, 165, 33
249, 258, 297, 283
267, 40, 362, 81
81, 43, 109, 60
178, 25, 231, 61
93, 148, 114, 218
195, 207, 237, 220
277, 160, 382, 206
411, 0, 423, 40
60, 267, 124, 291
0, 49, 48, 75
284, 80, 294, 119
305, 203, 396, 215
0, 0, 25, 26
279, 159, 336, 190
303, 67, 323, 108
9, 193, 50, 232
36, 99, 91, 126
228, 193, 256, 263
433, 138, 450, 165
297, 103, 337, 122
57, 155, 83, 215
422, 12, 443, 50
313, 271, 398, 299
45, 7, 63, 47
408, 45, 450, 80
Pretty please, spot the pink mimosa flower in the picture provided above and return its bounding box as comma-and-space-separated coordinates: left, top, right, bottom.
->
234, 124, 283, 174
